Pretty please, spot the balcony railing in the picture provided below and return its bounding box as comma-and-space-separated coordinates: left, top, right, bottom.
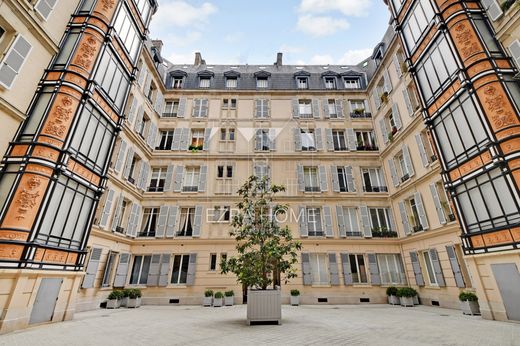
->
371, 228, 398, 238
115, 226, 125, 234
162, 112, 178, 118
305, 186, 321, 192
401, 174, 410, 183
138, 231, 156, 237
183, 186, 199, 192
128, 177, 135, 185
357, 145, 379, 151
363, 186, 388, 193
350, 112, 372, 119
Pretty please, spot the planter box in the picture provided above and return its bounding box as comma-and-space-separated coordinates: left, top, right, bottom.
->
213, 298, 223, 307
400, 296, 414, 307
388, 295, 400, 305
460, 300, 480, 315
225, 296, 234, 306
127, 297, 141, 308
106, 299, 120, 309
120, 297, 129, 307
247, 289, 281, 325
413, 295, 419, 305
290, 295, 300, 306
203, 297, 213, 307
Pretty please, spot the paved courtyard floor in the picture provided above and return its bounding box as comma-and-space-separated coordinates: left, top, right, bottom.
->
1, 304, 519, 346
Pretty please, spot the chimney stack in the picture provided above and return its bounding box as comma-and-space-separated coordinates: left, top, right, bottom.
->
194, 52, 205, 66
275, 52, 283, 67
151, 40, 163, 54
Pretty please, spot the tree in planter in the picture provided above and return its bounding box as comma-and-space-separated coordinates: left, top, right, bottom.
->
220, 175, 302, 323
459, 291, 480, 315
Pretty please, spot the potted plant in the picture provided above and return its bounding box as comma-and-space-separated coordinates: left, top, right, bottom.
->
127, 288, 142, 308
386, 286, 399, 305
106, 291, 122, 309
459, 291, 480, 315
120, 289, 130, 307
221, 175, 302, 325
387, 132, 394, 143
203, 289, 214, 307
290, 289, 300, 306
400, 61, 409, 73
213, 291, 224, 307
397, 287, 417, 307
224, 290, 235, 306
380, 92, 389, 104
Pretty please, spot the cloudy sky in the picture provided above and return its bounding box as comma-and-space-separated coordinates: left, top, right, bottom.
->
149, 0, 391, 66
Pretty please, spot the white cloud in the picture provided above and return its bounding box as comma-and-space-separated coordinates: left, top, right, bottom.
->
164, 31, 202, 47
151, 1, 217, 32
310, 54, 334, 65
338, 48, 373, 65
299, 0, 372, 17
297, 15, 349, 37
279, 44, 303, 54
167, 51, 197, 64
224, 32, 244, 43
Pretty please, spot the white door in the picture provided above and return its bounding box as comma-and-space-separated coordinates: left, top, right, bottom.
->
29, 278, 63, 324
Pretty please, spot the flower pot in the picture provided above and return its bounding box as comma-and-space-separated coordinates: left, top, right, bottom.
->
247, 289, 281, 325
460, 300, 480, 315
413, 295, 419, 305
400, 296, 414, 307
106, 299, 120, 309
290, 295, 300, 306
388, 295, 400, 305
225, 296, 234, 306
203, 296, 213, 307
213, 298, 223, 307
120, 297, 129, 307
127, 297, 141, 308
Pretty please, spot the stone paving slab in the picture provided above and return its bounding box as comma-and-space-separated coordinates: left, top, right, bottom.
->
1, 304, 519, 346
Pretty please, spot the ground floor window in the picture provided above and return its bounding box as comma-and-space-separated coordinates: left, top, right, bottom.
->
309, 253, 330, 285
102, 251, 117, 287
130, 255, 151, 285
349, 254, 368, 283
377, 254, 406, 285
422, 251, 438, 286
171, 254, 190, 284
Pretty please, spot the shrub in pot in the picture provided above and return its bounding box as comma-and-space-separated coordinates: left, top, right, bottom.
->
127, 288, 142, 308
120, 289, 130, 307
220, 176, 302, 325
213, 291, 224, 307
290, 289, 300, 306
386, 286, 399, 305
106, 291, 122, 309
397, 287, 417, 307
459, 291, 480, 315
224, 290, 235, 306
203, 289, 213, 307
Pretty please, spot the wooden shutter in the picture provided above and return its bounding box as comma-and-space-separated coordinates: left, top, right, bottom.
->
35, 0, 57, 20
99, 189, 115, 229
325, 128, 334, 151
114, 140, 127, 173
147, 254, 162, 286
298, 206, 308, 237
399, 201, 411, 235
127, 97, 138, 125
388, 159, 399, 187
372, 89, 381, 109
301, 253, 312, 285
193, 206, 203, 237
133, 105, 144, 132
255, 129, 262, 151
312, 99, 320, 119
403, 89, 413, 115
430, 183, 447, 224
341, 253, 353, 285
319, 165, 328, 192
146, 122, 157, 148
331, 166, 340, 192
269, 128, 276, 151
328, 253, 340, 286
414, 192, 429, 230
402, 144, 415, 177
322, 99, 330, 118
393, 54, 402, 77
171, 128, 182, 151
126, 203, 139, 237
158, 254, 171, 287
122, 147, 134, 179
359, 205, 371, 237
415, 134, 429, 167
410, 251, 425, 286
0, 35, 32, 88
345, 166, 356, 192
481, 0, 503, 21
113, 253, 130, 288
315, 128, 323, 151
508, 40, 520, 68
166, 206, 179, 238
198, 165, 208, 192
186, 253, 197, 286
446, 245, 465, 288
138, 162, 150, 191
156, 206, 169, 238
383, 69, 392, 93
255, 99, 262, 118
367, 253, 381, 285
177, 97, 186, 117
292, 99, 299, 118
164, 164, 174, 192
429, 248, 446, 287
336, 206, 346, 237
336, 99, 344, 118
202, 128, 212, 151
323, 206, 333, 237
143, 73, 152, 94
387, 209, 397, 233
173, 165, 184, 192
111, 194, 124, 232
82, 247, 103, 288
296, 164, 305, 192
180, 128, 190, 151
346, 128, 357, 151
392, 103, 402, 130
137, 64, 147, 86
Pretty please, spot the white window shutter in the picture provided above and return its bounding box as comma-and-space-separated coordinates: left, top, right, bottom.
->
99, 189, 115, 229
392, 103, 402, 130
388, 159, 399, 187
323, 206, 333, 238
415, 134, 429, 167
345, 166, 356, 192
379, 119, 388, 145
315, 128, 323, 151
35, 0, 57, 20
173, 165, 184, 192
319, 165, 328, 192
383, 69, 392, 93
328, 253, 340, 285
292, 99, 299, 118
346, 128, 357, 151
409, 251, 425, 286
177, 97, 186, 117
82, 248, 103, 289
429, 248, 446, 287
481, 0, 503, 21
331, 166, 340, 192
326, 128, 334, 151
296, 164, 305, 192
403, 89, 413, 116
402, 144, 415, 177
399, 201, 411, 235
393, 54, 402, 77
414, 192, 429, 230
156, 206, 169, 238
113, 253, 130, 288
312, 99, 320, 119
359, 205, 371, 237
336, 206, 346, 237
298, 206, 308, 237
508, 40, 520, 69
446, 245, 465, 288
114, 140, 127, 173
193, 206, 203, 237
198, 165, 208, 192
429, 183, 447, 224
166, 206, 179, 238
0, 35, 32, 89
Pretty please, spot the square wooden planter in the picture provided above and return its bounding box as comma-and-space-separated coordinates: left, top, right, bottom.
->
400, 296, 414, 307
203, 297, 213, 307
388, 295, 400, 305
213, 298, 223, 307
247, 289, 281, 325
225, 296, 234, 306
460, 300, 480, 315
127, 297, 141, 308
106, 299, 120, 309
290, 296, 300, 306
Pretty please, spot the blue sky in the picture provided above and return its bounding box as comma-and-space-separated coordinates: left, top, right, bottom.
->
150, 0, 391, 65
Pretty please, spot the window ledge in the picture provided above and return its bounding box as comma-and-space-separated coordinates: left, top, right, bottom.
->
167, 285, 188, 289
311, 284, 331, 288
351, 284, 371, 288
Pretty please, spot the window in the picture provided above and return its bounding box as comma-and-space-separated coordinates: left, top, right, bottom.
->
298, 100, 312, 118
350, 100, 366, 115
35, 0, 57, 21
369, 208, 392, 232
113, 200, 129, 233
148, 167, 166, 192
325, 77, 336, 89
172, 78, 183, 89
355, 131, 377, 151
147, 83, 156, 102
397, 153, 409, 182
301, 129, 316, 151
127, 155, 140, 184
139, 208, 159, 237
0, 26, 4, 40
416, 131, 437, 165
255, 99, 269, 118
309, 253, 330, 284
362, 168, 387, 192
220, 128, 235, 141
94, 49, 130, 111
337, 167, 349, 192
304, 167, 320, 192
113, 5, 140, 60
344, 78, 360, 89
157, 130, 174, 150
432, 181, 455, 222
327, 100, 339, 118
349, 254, 368, 284
171, 255, 190, 284
191, 129, 204, 149
332, 130, 347, 151
226, 77, 237, 88
422, 251, 438, 285
199, 77, 210, 88
209, 253, 217, 271
217, 165, 233, 178
401, 0, 436, 53
129, 255, 151, 285
455, 168, 520, 233
101, 251, 117, 287
307, 208, 323, 236
377, 254, 406, 285
177, 208, 195, 236
183, 167, 200, 192
163, 100, 179, 117
256, 129, 271, 151
257, 77, 268, 88
137, 115, 149, 138
222, 99, 237, 109
0, 35, 31, 89
135, 0, 152, 24
192, 99, 209, 118
213, 206, 230, 222
341, 207, 362, 237
408, 196, 423, 232
297, 77, 308, 89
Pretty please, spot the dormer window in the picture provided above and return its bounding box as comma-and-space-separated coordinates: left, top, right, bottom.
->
325, 77, 336, 89
257, 77, 268, 88
344, 77, 361, 89
297, 77, 308, 89
199, 77, 210, 88
226, 77, 237, 89
173, 77, 183, 89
